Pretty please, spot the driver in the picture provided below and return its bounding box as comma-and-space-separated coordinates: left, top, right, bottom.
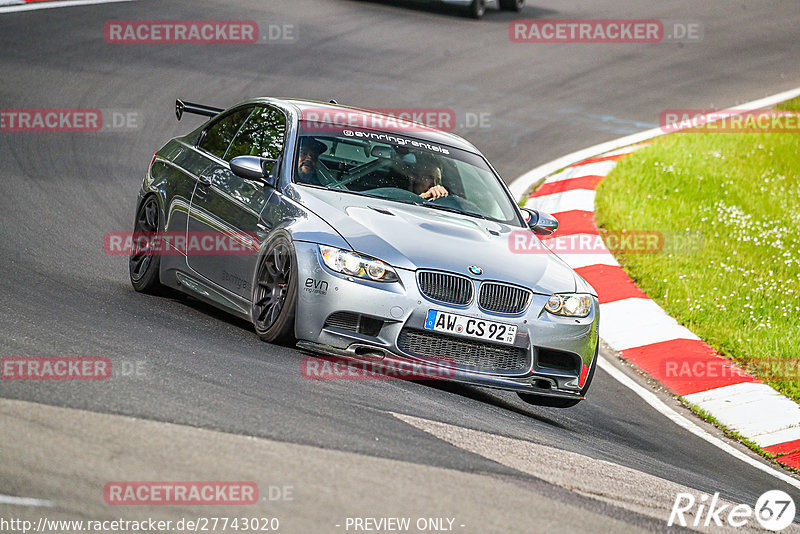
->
409, 157, 448, 200
295, 137, 328, 186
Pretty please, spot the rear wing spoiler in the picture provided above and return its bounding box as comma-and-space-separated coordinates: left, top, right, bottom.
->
175, 99, 224, 121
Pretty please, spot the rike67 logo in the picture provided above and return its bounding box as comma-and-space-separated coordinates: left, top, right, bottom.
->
669, 490, 796, 531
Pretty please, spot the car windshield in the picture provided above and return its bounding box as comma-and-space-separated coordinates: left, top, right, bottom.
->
292, 121, 522, 225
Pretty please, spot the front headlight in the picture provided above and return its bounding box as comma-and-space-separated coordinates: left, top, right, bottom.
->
318, 245, 398, 283
544, 293, 593, 317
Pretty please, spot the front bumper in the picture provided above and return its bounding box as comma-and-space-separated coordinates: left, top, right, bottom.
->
293, 242, 600, 398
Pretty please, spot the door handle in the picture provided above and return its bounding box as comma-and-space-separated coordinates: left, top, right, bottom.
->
197, 174, 212, 186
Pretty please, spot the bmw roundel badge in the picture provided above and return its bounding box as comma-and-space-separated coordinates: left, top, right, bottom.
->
468, 265, 483, 275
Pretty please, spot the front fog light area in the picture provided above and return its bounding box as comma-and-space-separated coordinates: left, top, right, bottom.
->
319, 245, 398, 282
544, 293, 592, 317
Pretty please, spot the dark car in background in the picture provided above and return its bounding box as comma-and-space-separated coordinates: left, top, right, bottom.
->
404, 0, 524, 18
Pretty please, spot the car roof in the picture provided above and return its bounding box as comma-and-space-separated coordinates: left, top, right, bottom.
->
260, 97, 482, 154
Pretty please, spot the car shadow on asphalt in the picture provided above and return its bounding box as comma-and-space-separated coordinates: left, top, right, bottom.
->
152, 290, 570, 429
165, 291, 256, 333
421, 379, 571, 429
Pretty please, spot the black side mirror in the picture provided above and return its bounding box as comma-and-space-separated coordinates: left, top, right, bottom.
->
521, 207, 559, 236
230, 156, 278, 187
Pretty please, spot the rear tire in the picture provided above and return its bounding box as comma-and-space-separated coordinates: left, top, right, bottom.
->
252, 236, 298, 344
466, 0, 485, 19
129, 195, 166, 295
498, 0, 524, 11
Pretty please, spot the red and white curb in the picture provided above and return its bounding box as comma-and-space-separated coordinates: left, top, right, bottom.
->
517, 140, 800, 471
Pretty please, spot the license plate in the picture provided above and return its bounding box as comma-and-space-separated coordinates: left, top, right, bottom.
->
424, 310, 517, 345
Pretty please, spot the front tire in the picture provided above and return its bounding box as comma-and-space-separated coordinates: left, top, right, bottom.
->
129, 195, 166, 294
252, 236, 297, 344
498, 0, 524, 11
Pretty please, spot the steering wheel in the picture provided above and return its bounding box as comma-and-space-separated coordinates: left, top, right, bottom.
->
363, 187, 422, 202
363, 187, 484, 215
428, 193, 483, 214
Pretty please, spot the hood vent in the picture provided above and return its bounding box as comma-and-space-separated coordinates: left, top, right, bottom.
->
368, 206, 395, 216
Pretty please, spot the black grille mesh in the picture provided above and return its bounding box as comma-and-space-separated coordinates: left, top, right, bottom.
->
478, 282, 531, 314
417, 271, 473, 306
324, 312, 360, 331
397, 328, 529, 373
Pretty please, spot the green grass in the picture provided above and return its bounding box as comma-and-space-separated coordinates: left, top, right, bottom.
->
777, 95, 800, 110
595, 101, 800, 403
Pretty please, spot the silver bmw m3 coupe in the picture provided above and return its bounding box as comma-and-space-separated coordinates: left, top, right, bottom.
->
130, 97, 599, 408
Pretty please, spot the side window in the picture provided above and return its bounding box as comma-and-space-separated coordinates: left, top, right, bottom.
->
197, 107, 253, 160
224, 106, 287, 162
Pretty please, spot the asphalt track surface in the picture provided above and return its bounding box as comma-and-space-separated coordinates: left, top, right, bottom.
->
1, 0, 800, 532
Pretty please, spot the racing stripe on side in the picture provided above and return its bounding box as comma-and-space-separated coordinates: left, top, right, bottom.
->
521, 144, 800, 470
